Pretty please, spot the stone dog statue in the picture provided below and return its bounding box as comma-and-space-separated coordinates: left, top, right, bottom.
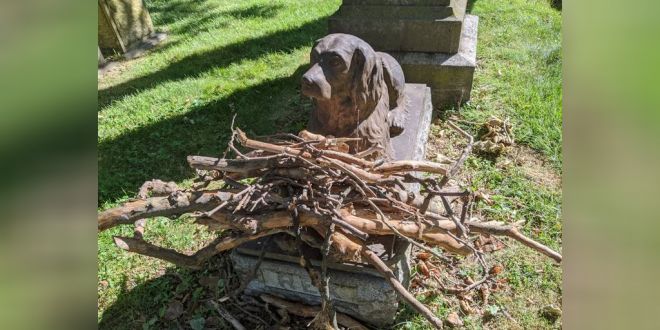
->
301, 33, 408, 159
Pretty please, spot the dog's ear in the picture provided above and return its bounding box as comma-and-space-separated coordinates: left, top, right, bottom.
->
309, 39, 322, 63
351, 45, 383, 112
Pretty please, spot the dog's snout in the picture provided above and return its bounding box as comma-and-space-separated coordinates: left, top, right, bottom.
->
301, 63, 331, 99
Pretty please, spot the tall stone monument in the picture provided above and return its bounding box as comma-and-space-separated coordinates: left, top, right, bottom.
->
328, 0, 478, 108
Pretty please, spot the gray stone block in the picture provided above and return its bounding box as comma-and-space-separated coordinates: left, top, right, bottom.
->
231, 243, 404, 327
230, 84, 433, 326
391, 14, 479, 109
391, 84, 433, 162
328, 0, 467, 53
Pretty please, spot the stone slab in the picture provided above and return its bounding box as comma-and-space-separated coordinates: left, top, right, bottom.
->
328, 0, 467, 53
391, 84, 433, 162
391, 14, 478, 109
230, 84, 433, 326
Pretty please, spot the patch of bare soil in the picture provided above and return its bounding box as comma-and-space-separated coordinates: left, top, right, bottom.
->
98, 57, 140, 88
426, 119, 561, 193
501, 146, 562, 192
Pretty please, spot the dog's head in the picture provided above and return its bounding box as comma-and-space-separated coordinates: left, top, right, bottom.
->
301, 34, 383, 111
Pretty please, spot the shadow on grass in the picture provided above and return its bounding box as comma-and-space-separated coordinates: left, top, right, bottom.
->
98, 14, 326, 110
150, 1, 284, 40
549, 0, 561, 10
99, 254, 247, 330
98, 65, 312, 204
466, 0, 478, 14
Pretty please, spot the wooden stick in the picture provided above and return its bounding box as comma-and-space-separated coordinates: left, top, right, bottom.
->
187, 155, 284, 174
112, 229, 285, 269
236, 128, 373, 168
467, 222, 562, 263
113, 236, 215, 270
324, 231, 444, 329
373, 160, 449, 176
260, 294, 367, 330
208, 300, 246, 330
200, 209, 560, 262
98, 190, 239, 231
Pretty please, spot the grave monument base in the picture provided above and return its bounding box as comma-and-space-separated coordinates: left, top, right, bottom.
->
230, 84, 433, 326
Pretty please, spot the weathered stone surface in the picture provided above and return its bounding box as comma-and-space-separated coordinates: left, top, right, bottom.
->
98, 0, 165, 57
98, 2, 125, 54
230, 84, 433, 326
329, 0, 466, 53
391, 15, 479, 108
302, 34, 407, 158
391, 84, 433, 162
231, 235, 407, 325
98, 47, 105, 66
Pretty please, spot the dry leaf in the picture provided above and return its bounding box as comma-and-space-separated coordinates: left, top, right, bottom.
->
417, 261, 430, 277
416, 252, 432, 261
163, 300, 184, 321
459, 299, 474, 315
489, 264, 504, 275
445, 312, 464, 327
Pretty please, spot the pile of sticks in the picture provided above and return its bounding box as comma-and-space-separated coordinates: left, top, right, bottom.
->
98, 121, 561, 329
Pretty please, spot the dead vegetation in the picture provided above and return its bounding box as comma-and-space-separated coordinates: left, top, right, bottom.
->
98, 120, 561, 329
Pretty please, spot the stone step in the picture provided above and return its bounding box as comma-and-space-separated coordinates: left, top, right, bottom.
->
334, 5, 457, 19
390, 14, 478, 109
329, 0, 467, 53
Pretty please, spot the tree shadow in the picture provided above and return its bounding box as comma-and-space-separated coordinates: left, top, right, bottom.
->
98, 65, 313, 204
99, 12, 324, 111
99, 254, 251, 329
549, 0, 562, 10
150, 1, 284, 37
466, 0, 478, 14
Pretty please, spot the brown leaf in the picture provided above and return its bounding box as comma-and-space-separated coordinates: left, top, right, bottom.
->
480, 286, 490, 305
416, 252, 432, 261
489, 264, 504, 275
417, 261, 430, 277
445, 312, 463, 327
163, 300, 184, 321
459, 299, 474, 315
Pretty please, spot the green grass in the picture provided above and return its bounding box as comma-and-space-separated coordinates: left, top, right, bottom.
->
98, 0, 562, 328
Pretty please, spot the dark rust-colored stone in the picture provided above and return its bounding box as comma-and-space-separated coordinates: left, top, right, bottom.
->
301, 34, 408, 159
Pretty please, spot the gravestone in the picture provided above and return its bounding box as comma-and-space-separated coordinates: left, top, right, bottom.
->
98, 0, 166, 59
328, 0, 478, 108
231, 33, 438, 326
231, 83, 433, 326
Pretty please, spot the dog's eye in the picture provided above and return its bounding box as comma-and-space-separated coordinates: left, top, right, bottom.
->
329, 57, 343, 67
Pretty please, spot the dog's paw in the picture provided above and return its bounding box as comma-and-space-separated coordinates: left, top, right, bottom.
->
388, 107, 407, 137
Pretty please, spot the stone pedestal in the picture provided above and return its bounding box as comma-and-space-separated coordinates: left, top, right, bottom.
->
328, 0, 478, 109
230, 84, 432, 326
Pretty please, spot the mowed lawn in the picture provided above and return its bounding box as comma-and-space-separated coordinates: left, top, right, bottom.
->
98, 0, 562, 329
